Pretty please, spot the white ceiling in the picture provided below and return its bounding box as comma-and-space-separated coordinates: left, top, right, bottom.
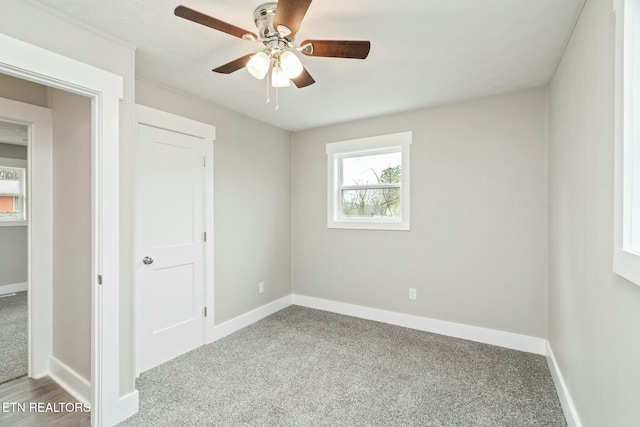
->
29, 0, 583, 131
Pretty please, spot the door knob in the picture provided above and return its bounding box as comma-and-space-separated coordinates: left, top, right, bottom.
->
143, 256, 154, 265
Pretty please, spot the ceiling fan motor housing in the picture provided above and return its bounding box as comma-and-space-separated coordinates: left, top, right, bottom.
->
254, 3, 281, 39
254, 3, 297, 61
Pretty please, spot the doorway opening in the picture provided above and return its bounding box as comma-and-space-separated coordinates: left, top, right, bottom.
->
0, 123, 29, 384
0, 32, 130, 427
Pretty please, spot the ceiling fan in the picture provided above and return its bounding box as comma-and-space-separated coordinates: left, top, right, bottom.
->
174, 0, 371, 90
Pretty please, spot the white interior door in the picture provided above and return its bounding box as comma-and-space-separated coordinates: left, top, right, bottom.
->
137, 124, 205, 374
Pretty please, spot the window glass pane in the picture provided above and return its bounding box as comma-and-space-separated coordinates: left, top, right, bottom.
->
0, 167, 24, 220
342, 152, 401, 186
0, 167, 21, 195
0, 196, 19, 216
342, 188, 400, 218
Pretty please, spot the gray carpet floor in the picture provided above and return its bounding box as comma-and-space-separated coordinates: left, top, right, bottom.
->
119, 306, 566, 427
0, 291, 28, 384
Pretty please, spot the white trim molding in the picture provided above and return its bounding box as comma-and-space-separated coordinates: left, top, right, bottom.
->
117, 390, 139, 422
201, 293, 546, 355
136, 104, 216, 140
292, 294, 547, 355
49, 356, 91, 404
0, 33, 122, 98
0, 282, 28, 295
207, 295, 292, 343
546, 342, 583, 427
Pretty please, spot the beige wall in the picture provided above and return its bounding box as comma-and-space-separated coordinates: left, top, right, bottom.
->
0, 225, 27, 288
292, 88, 548, 338
50, 88, 92, 381
548, 0, 640, 425
136, 79, 292, 324
0, 0, 137, 395
0, 73, 49, 108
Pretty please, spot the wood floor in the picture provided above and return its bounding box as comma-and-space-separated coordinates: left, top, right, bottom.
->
0, 376, 90, 427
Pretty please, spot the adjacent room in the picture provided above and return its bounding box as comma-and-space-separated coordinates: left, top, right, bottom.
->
0, 0, 639, 426
0, 126, 29, 385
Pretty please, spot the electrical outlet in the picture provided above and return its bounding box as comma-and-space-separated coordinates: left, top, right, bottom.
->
409, 288, 417, 300
258, 282, 264, 294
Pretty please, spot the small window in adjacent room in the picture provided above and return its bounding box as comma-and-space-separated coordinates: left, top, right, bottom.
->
0, 164, 26, 225
326, 131, 411, 230
613, 0, 640, 285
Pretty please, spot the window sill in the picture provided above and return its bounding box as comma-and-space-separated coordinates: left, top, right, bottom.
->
613, 248, 640, 287
0, 221, 27, 227
328, 219, 410, 231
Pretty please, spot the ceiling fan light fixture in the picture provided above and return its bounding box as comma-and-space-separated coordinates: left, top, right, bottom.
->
280, 51, 303, 78
246, 51, 270, 79
271, 65, 291, 87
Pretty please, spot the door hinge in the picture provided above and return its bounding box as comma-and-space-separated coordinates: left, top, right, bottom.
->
204, 231, 207, 242
204, 307, 208, 317
98, 275, 103, 285
203, 156, 207, 167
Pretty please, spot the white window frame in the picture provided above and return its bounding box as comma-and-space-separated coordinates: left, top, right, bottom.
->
614, 0, 640, 286
0, 157, 27, 227
326, 131, 411, 231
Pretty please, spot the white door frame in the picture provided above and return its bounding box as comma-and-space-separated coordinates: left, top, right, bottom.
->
134, 104, 215, 376
0, 34, 126, 427
0, 97, 52, 381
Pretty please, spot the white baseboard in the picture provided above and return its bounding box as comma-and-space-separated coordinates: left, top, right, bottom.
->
546, 342, 583, 427
0, 281, 27, 295
108, 389, 140, 426
48, 356, 90, 404
292, 294, 547, 355
207, 295, 293, 343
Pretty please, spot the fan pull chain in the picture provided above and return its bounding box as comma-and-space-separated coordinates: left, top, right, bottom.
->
265, 71, 270, 105
263, 61, 279, 111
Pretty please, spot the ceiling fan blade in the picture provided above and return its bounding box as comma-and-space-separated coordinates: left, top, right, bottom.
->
212, 54, 255, 74
301, 40, 371, 59
175, 5, 257, 40
292, 67, 315, 88
273, 0, 313, 37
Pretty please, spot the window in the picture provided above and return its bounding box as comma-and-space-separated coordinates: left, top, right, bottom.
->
614, 0, 640, 285
326, 131, 411, 230
0, 159, 27, 226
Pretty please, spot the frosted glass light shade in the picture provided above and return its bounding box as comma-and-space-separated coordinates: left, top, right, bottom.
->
280, 51, 303, 78
271, 66, 291, 87
247, 52, 270, 79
